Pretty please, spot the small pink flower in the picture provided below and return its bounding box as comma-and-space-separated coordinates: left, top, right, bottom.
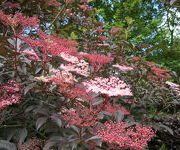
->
96, 27, 105, 33
146, 61, 157, 67
47, 0, 61, 6
64, 0, 76, 4
113, 64, 134, 71
65, 9, 73, 15
96, 43, 110, 46
97, 35, 108, 41
130, 56, 142, 62
111, 27, 123, 33
166, 81, 179, 88
166, 81, 180, 96
78, 4, 88, 9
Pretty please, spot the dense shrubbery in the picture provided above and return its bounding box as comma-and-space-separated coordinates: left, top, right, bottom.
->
0, 0, 179, 150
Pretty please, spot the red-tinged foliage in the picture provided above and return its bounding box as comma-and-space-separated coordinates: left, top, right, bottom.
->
0, 1, 178, 150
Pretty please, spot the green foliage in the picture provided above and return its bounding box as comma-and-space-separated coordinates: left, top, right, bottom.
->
147, 40, 180, 76
91, 0, 180, 76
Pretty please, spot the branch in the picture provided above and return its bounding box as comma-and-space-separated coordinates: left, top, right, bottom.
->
47, 4, 66, 29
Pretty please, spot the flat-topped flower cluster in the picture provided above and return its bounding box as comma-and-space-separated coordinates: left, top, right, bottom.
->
83, 76, 133, 97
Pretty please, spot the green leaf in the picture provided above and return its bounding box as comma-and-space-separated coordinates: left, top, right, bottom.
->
114, 111, 124, 122
18, 128, 28, 144
70, 32, 78, 40
0, 140, 16, 150
36, 117, 48, 130
51, 115, 62, 127
85, 136, 101, 142
92, 98, 104, 105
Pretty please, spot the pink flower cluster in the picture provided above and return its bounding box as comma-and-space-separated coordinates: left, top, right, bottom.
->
113, 64, 134, 71
130, 56, 142, 62
60, 59, 90, 77
20, 49, 41, 61
81, 52, 113, 72
35, 69, 77, 84
151, 67, 171, 79
96, 27, 105, 33
62, 105, 99, 127
61, 85, 94, 101
146, 61, 157, 67
96, 43, 109, 46
2, 2, 20, 8
151, 67, 171, 73
64, 0, 76, 4
60, 52, 79, 63
97, 35, 108, 41
35, 67, 93, 101
20, 31, 78, 61
104, 102, 130, 115
96, 122, 155, 150
78, 4, 89, 9
83, 76, 133, 97
47, 0, 61, 6
166, 81, 180, 96
49, 69, 77, 84
0, 80, 21, 110
111, 27, 123, 34
0, 11, 39, 27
